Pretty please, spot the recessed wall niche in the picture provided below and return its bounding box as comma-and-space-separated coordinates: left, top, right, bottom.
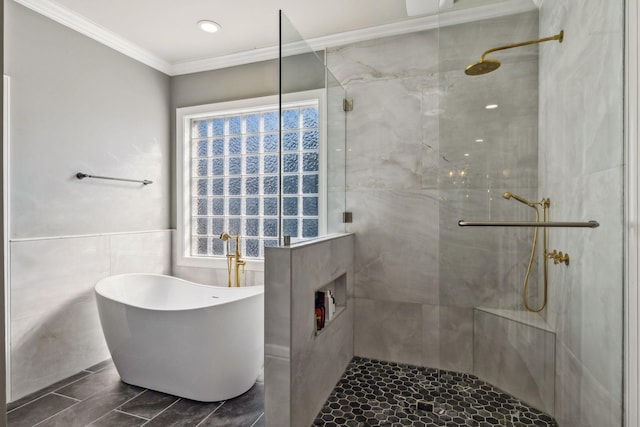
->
314, 273, 347, 335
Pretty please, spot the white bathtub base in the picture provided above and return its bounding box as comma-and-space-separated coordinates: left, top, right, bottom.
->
95, 274, 264, 402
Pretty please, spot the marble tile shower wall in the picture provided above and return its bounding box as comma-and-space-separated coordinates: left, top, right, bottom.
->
9, 230, 172, 402
437, 11, 540, 375
328, 26, 441, 369
327, 12, 539, 373
539, 0, 624, 426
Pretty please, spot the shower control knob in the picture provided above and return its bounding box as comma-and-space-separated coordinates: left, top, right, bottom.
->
546, 249, 570, 266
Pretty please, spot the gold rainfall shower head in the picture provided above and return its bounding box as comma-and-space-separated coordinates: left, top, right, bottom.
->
219, 232, 233, 241
465, 30, 564, 76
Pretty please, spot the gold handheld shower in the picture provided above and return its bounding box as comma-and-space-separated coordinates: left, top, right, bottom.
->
465, 30, 564, 76
503, 192, 537, 208
503, 192, 549, 312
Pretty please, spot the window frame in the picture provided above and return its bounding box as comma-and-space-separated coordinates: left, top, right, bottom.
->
175, 89, 327, 269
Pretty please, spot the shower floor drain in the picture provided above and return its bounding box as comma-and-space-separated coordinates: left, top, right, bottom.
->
312, 357, 558, 427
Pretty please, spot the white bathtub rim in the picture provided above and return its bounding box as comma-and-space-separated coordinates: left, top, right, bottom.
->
95, 273, 264, 312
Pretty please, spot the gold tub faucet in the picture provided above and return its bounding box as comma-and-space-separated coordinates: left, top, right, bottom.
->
219, 232, 245, 287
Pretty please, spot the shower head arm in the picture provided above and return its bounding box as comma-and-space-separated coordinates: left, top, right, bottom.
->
479, 30, 564, 62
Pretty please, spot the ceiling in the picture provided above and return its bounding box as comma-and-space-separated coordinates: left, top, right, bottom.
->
13, 0, 537, 75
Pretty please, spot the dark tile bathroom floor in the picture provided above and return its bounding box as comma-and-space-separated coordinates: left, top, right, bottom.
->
313, 357, 558, 427
7, 360, 264, 427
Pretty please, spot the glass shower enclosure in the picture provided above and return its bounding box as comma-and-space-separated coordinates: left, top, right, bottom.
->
279, 11, 347, 245
438, 1, 623, 426
276, 0, 624, 426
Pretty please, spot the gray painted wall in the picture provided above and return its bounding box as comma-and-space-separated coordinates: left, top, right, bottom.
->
6, 1, 171, 239
171, 61, 278, 111
4, 1, 173, 401
4, 1, 326, 399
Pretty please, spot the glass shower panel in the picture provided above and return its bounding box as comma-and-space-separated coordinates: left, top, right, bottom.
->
439, 6, 555, 420
437, 2, 624, 426
438, 6, 555, 420
438, 10, 540, 319
325, 70, 347, 235
279, 11, 347, 245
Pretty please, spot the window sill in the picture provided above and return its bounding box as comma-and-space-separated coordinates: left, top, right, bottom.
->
176, 255, 264, 272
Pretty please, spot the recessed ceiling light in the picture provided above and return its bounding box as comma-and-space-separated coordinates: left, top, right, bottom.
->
464, 153, 470, 157
475, 139, 484, 142
485, 104, 498, 110
198, 20, 221, 34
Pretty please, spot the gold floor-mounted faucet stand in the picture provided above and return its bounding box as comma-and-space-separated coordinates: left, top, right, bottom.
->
219, 232, 246, 287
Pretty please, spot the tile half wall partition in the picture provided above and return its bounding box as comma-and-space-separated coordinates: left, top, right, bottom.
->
8, 230, 172, 402
264, 233, 354, 427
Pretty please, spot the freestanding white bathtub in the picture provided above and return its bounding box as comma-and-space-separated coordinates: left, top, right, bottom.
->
95, 273, 264, 402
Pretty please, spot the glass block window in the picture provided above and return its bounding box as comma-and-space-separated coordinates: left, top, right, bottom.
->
185, 97, 321, 260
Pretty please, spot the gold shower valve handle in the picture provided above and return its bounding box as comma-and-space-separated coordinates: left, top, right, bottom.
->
546, 249, 570, 266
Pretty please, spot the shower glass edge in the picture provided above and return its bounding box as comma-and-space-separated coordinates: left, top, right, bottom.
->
278, 10, 347, 247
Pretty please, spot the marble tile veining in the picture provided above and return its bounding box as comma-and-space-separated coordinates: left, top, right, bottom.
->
109, 230, 172, 275
344, 78, 425, 191
439, 306, 474, 373
9, 236, 112, 401
354, 298, 423, 366
474, 309, 555, 415
330, 11, 542, 378
553, 342, 622, 427
9, 230, 173, 402
348, 190, 439, 306
327, 30, 438, 85
539, 0, 624, 425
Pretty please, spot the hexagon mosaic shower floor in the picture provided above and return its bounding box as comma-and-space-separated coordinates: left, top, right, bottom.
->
313, 357, 558, 427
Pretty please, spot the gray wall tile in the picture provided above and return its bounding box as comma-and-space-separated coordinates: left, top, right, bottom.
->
439, 306, 474, 373
9, 231, 172, 402
354, 298, 422, 366
474, 309, 555, 414
10, 236, 111, 400
264, 234, 354, 427
539, 0, 623, 424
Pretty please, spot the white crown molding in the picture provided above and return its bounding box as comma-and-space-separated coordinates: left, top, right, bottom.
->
14, 0, 537, 76
173, 0, 536, 75
12, 0, 173, 75
171, 45, 281, 76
